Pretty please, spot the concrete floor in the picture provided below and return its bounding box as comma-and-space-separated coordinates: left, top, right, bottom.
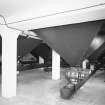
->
0, 68, 105, 105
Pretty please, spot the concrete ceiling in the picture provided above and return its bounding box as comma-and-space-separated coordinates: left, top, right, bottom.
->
0, 0, 105, 30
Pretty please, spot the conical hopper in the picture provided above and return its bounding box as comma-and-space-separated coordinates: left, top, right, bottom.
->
34, 20, 104, 66
17, 36, 41, 57
88, 42, 105, 62
31, 43, 51, 60
87, 22, 105, 62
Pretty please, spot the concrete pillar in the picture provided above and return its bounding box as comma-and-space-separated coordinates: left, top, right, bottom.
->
0, 26, 20, 98
39, 56, 44, 70
52, 50, 60, 80
82, 59, 89, 69
90, 64, 94, 71
39, 56, 44, 64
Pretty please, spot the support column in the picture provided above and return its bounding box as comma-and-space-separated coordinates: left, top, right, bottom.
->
52, 50, 60, 80
90, 64, 94, 71
0, 26, 20, 98
39, 56, 44, 64
39, 56, 44, 70
82, 59, 89, 69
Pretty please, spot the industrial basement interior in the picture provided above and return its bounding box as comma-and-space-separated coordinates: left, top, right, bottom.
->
0, 0, 105, 105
